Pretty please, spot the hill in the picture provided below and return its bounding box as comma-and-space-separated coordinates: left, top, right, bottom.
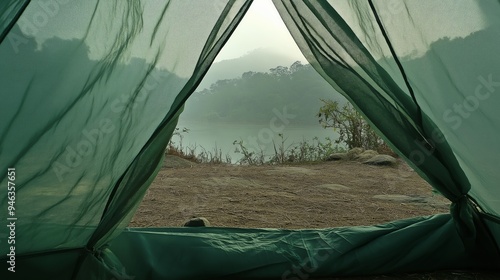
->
183, 61, 347, 125
196, 48, 304, 90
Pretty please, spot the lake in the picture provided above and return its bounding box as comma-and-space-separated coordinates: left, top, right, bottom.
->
172, 120, 339, 163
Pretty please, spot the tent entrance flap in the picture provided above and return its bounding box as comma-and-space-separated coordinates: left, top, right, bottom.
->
1, 0, 500, 278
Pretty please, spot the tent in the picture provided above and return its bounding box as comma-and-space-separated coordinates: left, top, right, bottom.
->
1, 0, 499, 279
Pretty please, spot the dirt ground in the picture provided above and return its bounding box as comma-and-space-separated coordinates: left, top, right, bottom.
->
130, 156, 449, 228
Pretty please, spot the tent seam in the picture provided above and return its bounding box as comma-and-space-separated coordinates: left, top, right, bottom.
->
0, 0, 31, 44
367, 0, 431, 149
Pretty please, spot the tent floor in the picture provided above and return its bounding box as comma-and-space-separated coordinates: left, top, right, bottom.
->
312, 270, 500, 279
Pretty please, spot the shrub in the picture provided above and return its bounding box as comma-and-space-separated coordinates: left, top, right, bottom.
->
317, 99, 390, 152
166, 127, 200, 162
234, 134, 344, 165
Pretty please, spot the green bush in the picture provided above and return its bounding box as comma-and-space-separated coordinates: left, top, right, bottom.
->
233, 134, 344, 165
318, 99, 389, 152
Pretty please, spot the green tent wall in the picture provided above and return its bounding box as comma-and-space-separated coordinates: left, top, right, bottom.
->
1, 1, 499, 279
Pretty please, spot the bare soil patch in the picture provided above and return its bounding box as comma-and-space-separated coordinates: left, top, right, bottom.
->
130, 157, 449, 228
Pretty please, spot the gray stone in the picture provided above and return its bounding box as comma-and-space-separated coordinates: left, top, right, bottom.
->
355, 150, 379, 161
363, 154, 397, 166
346, 147, 364, 159
326, 153, 347, 161
183, 217, 211, 227
373, 194, 426, 203
164, 155, 197, 168
266, 167, 317, 175
316, 184, 350, 191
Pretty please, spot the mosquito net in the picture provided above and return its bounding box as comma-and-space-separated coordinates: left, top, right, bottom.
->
1, 1, 499, 279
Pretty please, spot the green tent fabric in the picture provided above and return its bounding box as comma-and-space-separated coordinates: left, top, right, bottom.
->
0, 1, 29, 42
106, 215, 495, 279
1, 0, 499, 279
272, 0, 500, 254
0, 0, 252, 278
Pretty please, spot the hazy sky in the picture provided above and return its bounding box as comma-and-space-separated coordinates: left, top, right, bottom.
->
13, 0, 489, 65
214, 0, 489, 62
213, 0, 306, 62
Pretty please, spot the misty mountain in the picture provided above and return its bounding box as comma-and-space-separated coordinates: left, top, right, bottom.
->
196, 48, 302, 90
183, 24, 500, 127
183, 61, 347, 125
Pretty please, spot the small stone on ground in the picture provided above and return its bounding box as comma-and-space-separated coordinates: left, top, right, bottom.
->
326, 153, 347, 161
316, 184, 350, 191
183, 217, 211, 227
347, 147, 364, 159
164, 155, 197, 168
373, 194, 426, 203
363, 154, 397, 166
355, 150, 379, 161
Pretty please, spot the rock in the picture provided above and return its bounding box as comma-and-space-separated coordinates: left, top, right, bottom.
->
346, 147, 364, 159
164, 155, 196, 168
363, 154, 397, 166
326, 153, 347, 161
183, 217, 211, 227
266, 167, 317, 175
316, 184, 350, 191
373, 194, 426, 203
355, 150, 378, 161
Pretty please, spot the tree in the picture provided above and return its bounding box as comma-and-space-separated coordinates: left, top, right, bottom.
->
269, 65, 290, 77
317, 99, 387, 151
289, 60, 304, 73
